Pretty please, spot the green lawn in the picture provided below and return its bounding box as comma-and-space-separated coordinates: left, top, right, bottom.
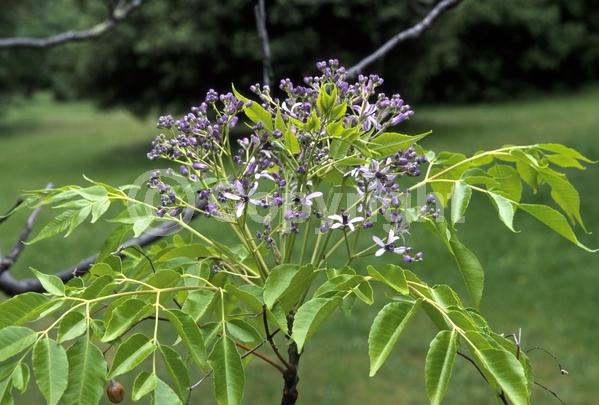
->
1, 90, 598, 404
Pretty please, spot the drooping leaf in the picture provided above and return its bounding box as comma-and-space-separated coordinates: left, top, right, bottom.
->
368, 300, 421, 376
62, 338, 107, 405
209, 336, 245, 405
520, 203, 597, 252
448, 230, 485, 308
488, 192, 517, 232
32, 338, 69, 405
475, 348, 530, 405
451, 181, 472, 225
425, 329, 458, 405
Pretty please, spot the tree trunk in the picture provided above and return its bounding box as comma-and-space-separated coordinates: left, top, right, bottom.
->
280, 314, 300, 405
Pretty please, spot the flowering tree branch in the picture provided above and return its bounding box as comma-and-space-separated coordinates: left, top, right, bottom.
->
346, 0, 461, 77
0, 0, 143, 49
254, 0, 274, 87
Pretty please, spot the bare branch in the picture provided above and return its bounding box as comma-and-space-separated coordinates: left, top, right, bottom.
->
254, 0, 274, 87
0, 216, 178, 295
346, 0, 461, 77
0, 0, 142, 49
0, 183, 53, 274
0, 198, 25, 226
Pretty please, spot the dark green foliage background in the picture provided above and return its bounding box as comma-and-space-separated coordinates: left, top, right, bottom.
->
1, 0, 598, 114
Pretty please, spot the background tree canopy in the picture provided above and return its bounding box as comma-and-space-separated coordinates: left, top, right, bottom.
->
1, 0, 598, 114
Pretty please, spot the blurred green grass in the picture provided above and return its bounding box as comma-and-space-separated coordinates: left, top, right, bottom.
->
0, 90, 597, 404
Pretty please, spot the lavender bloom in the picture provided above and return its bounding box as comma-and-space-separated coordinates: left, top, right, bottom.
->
372, 230, 406, 257
222, 180, 260, 218
297, 191, 323, 207
329, 213, 364, 232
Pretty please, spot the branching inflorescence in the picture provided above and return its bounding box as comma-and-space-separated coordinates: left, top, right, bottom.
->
0, 61, 594, 405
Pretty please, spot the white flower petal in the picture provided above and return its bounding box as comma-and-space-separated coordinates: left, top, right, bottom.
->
372, 236, 385, 247
375, 248, 385, 257
236, 203, 245, 218
222, 192, 241, 201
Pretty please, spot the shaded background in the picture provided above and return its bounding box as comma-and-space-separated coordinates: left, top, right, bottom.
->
0, 0, 597, 404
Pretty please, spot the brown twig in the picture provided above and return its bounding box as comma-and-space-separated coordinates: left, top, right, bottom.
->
263, 305, 292, 369
346, 0, 461, 77
0, 0, 143, 49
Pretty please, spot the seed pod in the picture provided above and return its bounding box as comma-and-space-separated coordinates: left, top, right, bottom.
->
106, 379, 125, 403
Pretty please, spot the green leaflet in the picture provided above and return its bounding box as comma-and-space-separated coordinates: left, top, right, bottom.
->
367, 264, 408, 294
0, 327, 36, 362
62, 338, 107, 405
487, 192, 517, 232
30, 269, 65, 296
132, 371, 157, 401
0, 293, 50, 328
159, 345, 190, 401
153, 378, 182, 405
425, 330, 458, 405
102, 298, 152, 342
32, 338, 69, 405
520, 203, 597, 252
368, 300, 421, 377
474, 348, 530, 405
292, 296, 342, 352
57, 311, 87, 343
165, 309, 208, 370
451, 181, 472, 225
262, 263, 315, 310
209, 336, 245, 405
109, 334, 155, 378
369, 132, 431, 157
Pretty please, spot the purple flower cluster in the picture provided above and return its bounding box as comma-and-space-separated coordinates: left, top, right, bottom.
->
145, 60, 437, 265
